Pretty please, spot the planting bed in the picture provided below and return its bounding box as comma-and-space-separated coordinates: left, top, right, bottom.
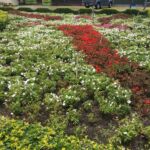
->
0, 10, 150, 149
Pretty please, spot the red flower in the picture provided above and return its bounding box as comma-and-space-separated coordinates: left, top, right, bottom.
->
131, 85, 141, 93
144, 100, 150, 105
12, 11, 63, 21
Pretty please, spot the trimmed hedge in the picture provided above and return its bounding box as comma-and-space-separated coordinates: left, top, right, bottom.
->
17, 7, 34, 12
0, 7, 14, 11
99, 8, 119, 15
123, 9, 141, 15
53, 8, 76, 14
35, 8, 52, 13
79, 8, 92, 14
3, 6, 150, 17
0, 10, 8, 31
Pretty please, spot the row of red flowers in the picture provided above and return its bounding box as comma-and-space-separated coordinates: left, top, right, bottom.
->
58, 25, 132, 76
11, 11, 63, 21
95, 23, 130, 30
98, 13, 131, 24
96, 13, 131, 30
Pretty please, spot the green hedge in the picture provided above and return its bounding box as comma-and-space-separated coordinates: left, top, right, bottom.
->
4, 7, 150, 17
17, 7, 34, 12
78, 8, 92, 14
35, 8, 52, 13
0, 7, 14, 11
123, 8, 141, 15
53, 8, 76, 14
0, 10, 8, 31
99, 8, 119, 15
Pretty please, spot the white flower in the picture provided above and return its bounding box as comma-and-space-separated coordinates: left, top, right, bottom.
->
123, 132, 128, 135
10, 112, 14, 115
127, 100, 131, 104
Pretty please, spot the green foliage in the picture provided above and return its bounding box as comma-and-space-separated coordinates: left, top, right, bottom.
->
83, 100, 93, 111
0, 7, 14, 11
17, 7, 34, 12
123, 9, 140, 15
110, 115, 143, 145
100, 8, 119, 15
59, 85, 87, 106
0, 10, 8, 31
53, 8, 76, 14
35, 8, 52, 13
0, 116, 105, 150
94, 80, 131, 115
143, 9, 150, 17
79, 8, 92, 14
143, 126, 150, 139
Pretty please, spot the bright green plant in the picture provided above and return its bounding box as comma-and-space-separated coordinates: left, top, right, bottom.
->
0, 10, 8, 31
110, 114, 143, 145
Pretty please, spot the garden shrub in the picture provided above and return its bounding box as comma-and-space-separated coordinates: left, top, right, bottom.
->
123, 9, 140, 15
142, 9, 150, 17
0, 7, 14, 11
35, 8, 52, 13
79, 8, 92, 14
0, 10, 8, 31
0, 116, 103, 149
143, 126, 150, 139
17, 7, 34, 12
100, 8, 119, 15
53, 8, 76, 14
110, 115, 143, 145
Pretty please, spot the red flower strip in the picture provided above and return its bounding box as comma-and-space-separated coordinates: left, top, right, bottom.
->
144, 100, 150, 105
98, 13, 131, 24
95, 23, 130, 30
11, 11, 63, 21
58, 25, 130, 77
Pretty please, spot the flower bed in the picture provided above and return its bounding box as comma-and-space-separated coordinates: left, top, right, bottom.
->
0, 11, 150, 149
58, 24, 150, 115
11, 11, 63, 21
98, 13, 131, 24
58, 24, 133, 77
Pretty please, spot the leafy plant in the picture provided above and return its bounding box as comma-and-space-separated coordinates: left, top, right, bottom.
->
0, 10, 8, 31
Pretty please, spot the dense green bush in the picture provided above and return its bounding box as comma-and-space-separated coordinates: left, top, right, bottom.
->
53, 8, 76, 14
0, 7, 14, 11
79, 8, 92, 14
99, 8, 119, 15
143, 126, 150, 139
123, 9, 140, 15
142, 9, 150, 17
17, 7, 34, 12
110, 115, 143, 145
35, 8, 52, 13
0, 10, 8, 31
